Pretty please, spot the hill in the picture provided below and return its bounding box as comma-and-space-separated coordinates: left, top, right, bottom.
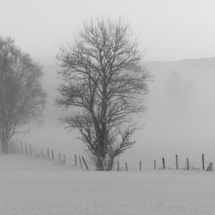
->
19, 57, 215, 170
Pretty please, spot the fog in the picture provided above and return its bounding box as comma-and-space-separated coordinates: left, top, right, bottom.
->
14, 58, 215, 170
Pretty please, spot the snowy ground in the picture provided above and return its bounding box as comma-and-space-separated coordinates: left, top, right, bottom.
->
0, 154, 215, 215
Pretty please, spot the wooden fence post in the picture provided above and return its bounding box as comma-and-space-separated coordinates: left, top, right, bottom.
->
11, 141, 16, 154
10, 142, 12, 153
79, 156, 82, 168
82, 157, 89, 170
118, 162, 119, 171
125, 162, 128, 171
9, 142, 11, 153
162, 158, 165, 169
154, 160, 156, 170
176, 155, 178, 170
47, 149, 49, 159
25, 143, 27, 154
139, 161, 141, 171
186, 158, 189, 170
52, 150, 54, 160
75, 154, 77, 165
21, 142, 23, 153
8, 142, 11, 153
63, 154, 66, 162
13, 142, 16, 153
11, 142, 13, 153
202, 154, 204, 170
206, 162, 213, 171
33, 148, 36, 156
29, 145, 32, 155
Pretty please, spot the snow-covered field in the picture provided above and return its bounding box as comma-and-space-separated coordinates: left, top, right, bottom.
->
1, 154, 215, 215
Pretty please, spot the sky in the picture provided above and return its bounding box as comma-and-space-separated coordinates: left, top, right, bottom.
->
1, 0, 215, 65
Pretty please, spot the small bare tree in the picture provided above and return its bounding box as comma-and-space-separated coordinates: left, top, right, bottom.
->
167, 71, 195, 119
56, 18, 151, 170
0, 37, 46, 153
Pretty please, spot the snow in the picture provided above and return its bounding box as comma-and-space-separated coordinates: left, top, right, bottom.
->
1, 154, 215, 215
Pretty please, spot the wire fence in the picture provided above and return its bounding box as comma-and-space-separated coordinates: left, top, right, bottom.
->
6, 141, 91, 171
155, 154, 214, 171
4, 141, 215, 172
5, 141, 145, 171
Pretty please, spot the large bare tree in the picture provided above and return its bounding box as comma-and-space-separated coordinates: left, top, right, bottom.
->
0, 37, 46, 153
56, 18, 151, 170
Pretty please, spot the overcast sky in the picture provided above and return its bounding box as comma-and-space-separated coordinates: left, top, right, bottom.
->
1, 0, 215, 65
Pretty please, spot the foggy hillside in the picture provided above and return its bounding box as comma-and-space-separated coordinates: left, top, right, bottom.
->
19, 58, 215, 170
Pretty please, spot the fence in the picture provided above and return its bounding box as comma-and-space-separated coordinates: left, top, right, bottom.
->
7, 141, 147, 171
154, 154, 214, 171
6, 141, 90, 170
6, 142, 215, 172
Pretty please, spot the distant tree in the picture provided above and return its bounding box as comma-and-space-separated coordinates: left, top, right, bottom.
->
56, 18, 151, 170
0, 37, 46, 153
166, 71, 194, 119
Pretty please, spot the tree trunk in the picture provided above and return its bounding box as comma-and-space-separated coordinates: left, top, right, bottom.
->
107, 157, 114, 171
1, 137, 9, 154
96, 135, 106, 170
96, 151, 105, 170
97, 156, 104, 170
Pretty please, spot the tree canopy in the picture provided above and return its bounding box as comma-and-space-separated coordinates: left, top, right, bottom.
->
56, 18, 151, 170
0, 37, 46, 153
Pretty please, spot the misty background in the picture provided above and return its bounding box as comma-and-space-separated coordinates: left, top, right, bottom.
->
17, 58, 215, 170
1, 0, 215, 169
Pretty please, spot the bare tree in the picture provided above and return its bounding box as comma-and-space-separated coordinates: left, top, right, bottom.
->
56, 18, 151, 170
166, 71, 195, 119
0, 37, 46, 153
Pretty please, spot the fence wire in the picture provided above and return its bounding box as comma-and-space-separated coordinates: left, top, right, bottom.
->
5, 141, 215, 171
157, 160, 215, 171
